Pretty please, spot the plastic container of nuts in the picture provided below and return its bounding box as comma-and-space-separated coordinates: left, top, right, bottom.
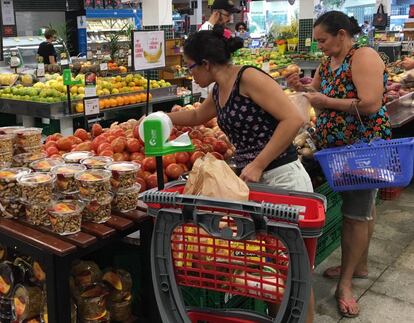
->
17, 173, 55, 204
82, 192, 113, 223
63, 151, 94, 164
81, 156, 113, 170
22, 201, 50, 226
13, 128, 42, 148
0, 134, 14, 153
13, 152, 47, 168
30, 158, 64, 173
105, 162, 139, 190
77, 283, 109, 321
0, 198, 25, 219
52, 164, 86, 194
112, 184, 140, 212
75, 170, 111, 202
0, 126, 24, 145
14, 145, 43, 155
0, 151, 13, 166
0, 167, 31, 199
48, 200, 85, 235
12, 284, 44, 321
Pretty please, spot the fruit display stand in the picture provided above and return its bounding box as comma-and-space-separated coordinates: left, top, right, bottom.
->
0, 206, 158, 323
0, 85, 180, 136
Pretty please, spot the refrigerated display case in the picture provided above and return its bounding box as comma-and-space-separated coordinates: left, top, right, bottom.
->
78, 9, 142, 57
2, 36, 70, 68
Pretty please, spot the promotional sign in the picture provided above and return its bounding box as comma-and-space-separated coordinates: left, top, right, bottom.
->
132, 30, 165, 71
83, 96, 100, 116
85, 72, 97, 97
1, 0, 15, 25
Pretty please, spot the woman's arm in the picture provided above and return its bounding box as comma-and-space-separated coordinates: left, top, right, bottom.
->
167, 93, 217, 126
239, 68, 304, 182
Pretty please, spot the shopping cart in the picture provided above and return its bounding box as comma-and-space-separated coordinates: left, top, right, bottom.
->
314, 138, 414, 191
141, 181, 326, 323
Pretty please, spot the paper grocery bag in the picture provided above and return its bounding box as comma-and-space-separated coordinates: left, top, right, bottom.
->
184, 153, 249, 201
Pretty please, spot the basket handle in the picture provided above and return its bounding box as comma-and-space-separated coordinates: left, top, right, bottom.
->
141, 190, 300, 224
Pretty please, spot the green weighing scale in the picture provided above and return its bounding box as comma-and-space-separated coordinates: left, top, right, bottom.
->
141, 116, 194, 189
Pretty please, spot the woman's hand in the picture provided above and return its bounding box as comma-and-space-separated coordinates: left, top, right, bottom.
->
304, 92, 329, 110
401, 57, 414, 71
286, 73, 303, 91
240, 161, 264, 183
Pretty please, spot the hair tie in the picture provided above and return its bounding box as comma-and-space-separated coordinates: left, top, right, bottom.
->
223, 28, 232, 40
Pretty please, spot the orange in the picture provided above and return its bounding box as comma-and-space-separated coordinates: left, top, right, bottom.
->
140, 93, 147, 102
116, 96, 125, 106
109, 98, 117, 108
135, 95, 141, 103
130, 95, 137, 104
75, 103, 84, 113
123, 96, 131, 105
99, 99, 106, 109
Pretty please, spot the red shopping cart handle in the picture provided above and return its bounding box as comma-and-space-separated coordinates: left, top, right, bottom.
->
141, 190, 300, 225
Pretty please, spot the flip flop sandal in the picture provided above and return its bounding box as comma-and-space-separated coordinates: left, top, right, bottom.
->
336, 296, 360, 318
323, 265, 368, 280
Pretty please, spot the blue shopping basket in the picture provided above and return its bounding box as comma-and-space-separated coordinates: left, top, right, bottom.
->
314, 138, 414, 191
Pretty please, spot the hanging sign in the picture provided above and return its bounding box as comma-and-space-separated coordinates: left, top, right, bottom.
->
132, 30, 165, 71
1, 0, 15, 26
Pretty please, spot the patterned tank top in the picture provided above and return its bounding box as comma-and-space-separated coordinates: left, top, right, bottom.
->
316, 44, 392, 149
212, 66, 297, 170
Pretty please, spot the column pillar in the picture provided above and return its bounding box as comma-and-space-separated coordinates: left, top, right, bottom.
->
298, 0, 316, 52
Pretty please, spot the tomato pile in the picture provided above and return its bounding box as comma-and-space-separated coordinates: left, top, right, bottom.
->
42, 103, 235, 192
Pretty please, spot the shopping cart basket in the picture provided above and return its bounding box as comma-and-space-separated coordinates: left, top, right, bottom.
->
141, 181, 326, 323
314, 138, 414, 191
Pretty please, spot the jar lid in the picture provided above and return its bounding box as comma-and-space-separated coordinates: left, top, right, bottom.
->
30, 158, 64, 172
106, 161, 139, 173
51, 164, 86, 175
17, 173, 55, 186
75, 169, 112, 182
0, 167, 31, 181
63, 151, 94, 163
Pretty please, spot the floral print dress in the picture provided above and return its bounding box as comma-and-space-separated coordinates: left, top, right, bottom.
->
316, 44, 392, 149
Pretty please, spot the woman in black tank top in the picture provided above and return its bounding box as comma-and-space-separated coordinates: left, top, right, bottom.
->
167, 26, 311, 188
167, 25, 315, 322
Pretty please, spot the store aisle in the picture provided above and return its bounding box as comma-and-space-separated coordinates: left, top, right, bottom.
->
313, 185, 414, 323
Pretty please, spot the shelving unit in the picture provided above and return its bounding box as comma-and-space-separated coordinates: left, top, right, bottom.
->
160, 38, 190, 87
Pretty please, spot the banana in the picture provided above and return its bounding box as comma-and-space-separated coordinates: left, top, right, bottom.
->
143, 42, 163, 63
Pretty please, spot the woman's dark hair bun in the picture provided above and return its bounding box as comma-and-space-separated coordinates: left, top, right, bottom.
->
212, 24, 243, 54
348, 16, 362, 36
314, 10, 362, 37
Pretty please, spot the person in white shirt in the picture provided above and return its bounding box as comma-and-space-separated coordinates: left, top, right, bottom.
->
194, 0, 241, 99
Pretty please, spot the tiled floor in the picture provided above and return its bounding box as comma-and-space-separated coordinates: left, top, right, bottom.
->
313, 185, 414, 322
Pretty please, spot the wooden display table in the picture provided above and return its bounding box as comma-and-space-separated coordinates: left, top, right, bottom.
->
0, 208, 156, 323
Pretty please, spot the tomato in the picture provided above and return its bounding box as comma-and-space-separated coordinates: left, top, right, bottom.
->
97, 142, 112, 154
111, 137, 126, 153
122, 151, 131, 161
113, 153, 124, 161
190, 151, 205, 165
165, 163, 184, 180
46, 146, 59, 157
191, 139, 202, 146
99, 150, 114, 157
182, 126, 192, 133
56, 138, 73, 151
146, 173, 168, 189
201, 144, 213, 153
203, 137, 217, 145
92, 136, 107, 152
178, 163, 189, 172
68, 135, 82, 145
162, 154, 176, 168
107, 135, 116, 143
110, 128, 125, 138
133, 125, 140, 139
46, 133, 63, 142
91, 123, 103, 137
126, 138, 141, 153
210, 152, 224, 160
44, 141, 58, 150
74, 128, 90, 141
189, 130, 203, 141
74, 142, 92, 152
175, 152, 190, 164
130, 152, 145, 163
213, 140, 228, 154
136, 177, 147, 192
142, 157, 156, 172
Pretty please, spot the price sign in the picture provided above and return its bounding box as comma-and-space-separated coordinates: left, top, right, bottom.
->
37, 63, 45, 77
83, 96, 100, 116
100, 63, 108, 71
